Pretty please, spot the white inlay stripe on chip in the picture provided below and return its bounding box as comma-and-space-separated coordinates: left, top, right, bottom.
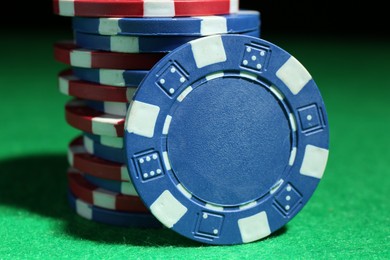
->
191, 35, 227, 68
205, 203, 224, 211
270, 85, 285, 100
205, 72, 224, 81
240, 71, 258, 81
162, 151, 171, 171
68, 145, 85, 166
83, 136, 95, 154
104, 101, 127, 116
199, 16, 227, 35
59, 0, 75, 16
92, 114, 123, 136
289, 147, 297, 166
270, 179, 284, 194
150, 190, 188, 228
93, 188, 116, 210
99, 18, 121, 35
70, 50, 92, 68
75, 199, 93, 219
238, 211, 271, 243
120, 165, 130, 181
162, 115, 172, 135
276, 56, 312, 95
122, 182, 138, 196
99, 69, 125, 86
126, 88, 137, 101
143, 0, 175, 17
59, 76, 70, 95
126, 101, 160, 138
239, 201, 257, 210
176, 184, 192, 199
300, 145, 329, 179
110, 36, 139, 53
230, 0, 239, 13
177, 86, 193, 102
289, 113, 297, 132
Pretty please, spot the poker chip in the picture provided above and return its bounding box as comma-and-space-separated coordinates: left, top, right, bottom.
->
72, 11, 260, 36
67, 167, 148, 213
83, 134, 125, 164
86, 100, 129, 117
84, 174, 138, 196
58, 70, 135, 103
74, 30, 260, 54
53, 0, 239, 18
54, 1, 328, 246
54, 41, 164, 69
67, 191, 161, 228
124, 35, 329, 245
68, 136, 129, 182
73, 67, 147, 87
83, 133, 123, 149
65, 99, 125, 137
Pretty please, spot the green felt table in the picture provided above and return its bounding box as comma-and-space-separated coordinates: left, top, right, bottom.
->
0, 31, 389, 259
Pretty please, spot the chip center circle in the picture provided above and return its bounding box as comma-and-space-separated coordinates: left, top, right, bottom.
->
167, 76, 292, 207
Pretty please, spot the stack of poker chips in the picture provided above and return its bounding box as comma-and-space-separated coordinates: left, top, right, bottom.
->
53, 0, 261, 228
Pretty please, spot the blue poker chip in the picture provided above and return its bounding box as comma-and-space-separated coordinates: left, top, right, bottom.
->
67, 190, 161, 228
84, 174, 138, 196
74, 30, 260, 53
124, 35, 329, 245
72, 11, 260, 36
72, 67, 147, 87
86, 100, 130, 117
83, 135, 125, 164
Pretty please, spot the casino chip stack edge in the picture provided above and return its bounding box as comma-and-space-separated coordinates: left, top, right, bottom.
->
53, 1, 259, 230
53, 1, 330, 245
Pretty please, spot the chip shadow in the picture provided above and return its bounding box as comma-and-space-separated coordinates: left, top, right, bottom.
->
0, 154, 286, 247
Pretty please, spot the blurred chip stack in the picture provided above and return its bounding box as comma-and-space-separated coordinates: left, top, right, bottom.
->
53, 0, 261, 228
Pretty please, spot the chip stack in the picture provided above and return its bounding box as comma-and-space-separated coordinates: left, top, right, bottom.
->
53, 0, 262, 229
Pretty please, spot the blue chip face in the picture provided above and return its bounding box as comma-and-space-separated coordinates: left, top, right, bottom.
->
124, 35, 329, 245
72, 67, 148, 87
74, 30, 261, 54
72, 11, 260, 36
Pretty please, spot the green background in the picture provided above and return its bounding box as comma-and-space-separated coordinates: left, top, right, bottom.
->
0, 30, 389, 258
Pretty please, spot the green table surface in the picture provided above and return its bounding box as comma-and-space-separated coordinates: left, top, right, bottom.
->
0, 31, 389, 259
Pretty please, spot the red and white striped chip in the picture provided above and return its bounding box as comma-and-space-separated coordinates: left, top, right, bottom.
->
53, 0, 239, 18
68, 136, 130, 182
65, 99, 125, 137
59, 70, 135, 103
67, 167, 147, 212
54, 41, 164, 69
